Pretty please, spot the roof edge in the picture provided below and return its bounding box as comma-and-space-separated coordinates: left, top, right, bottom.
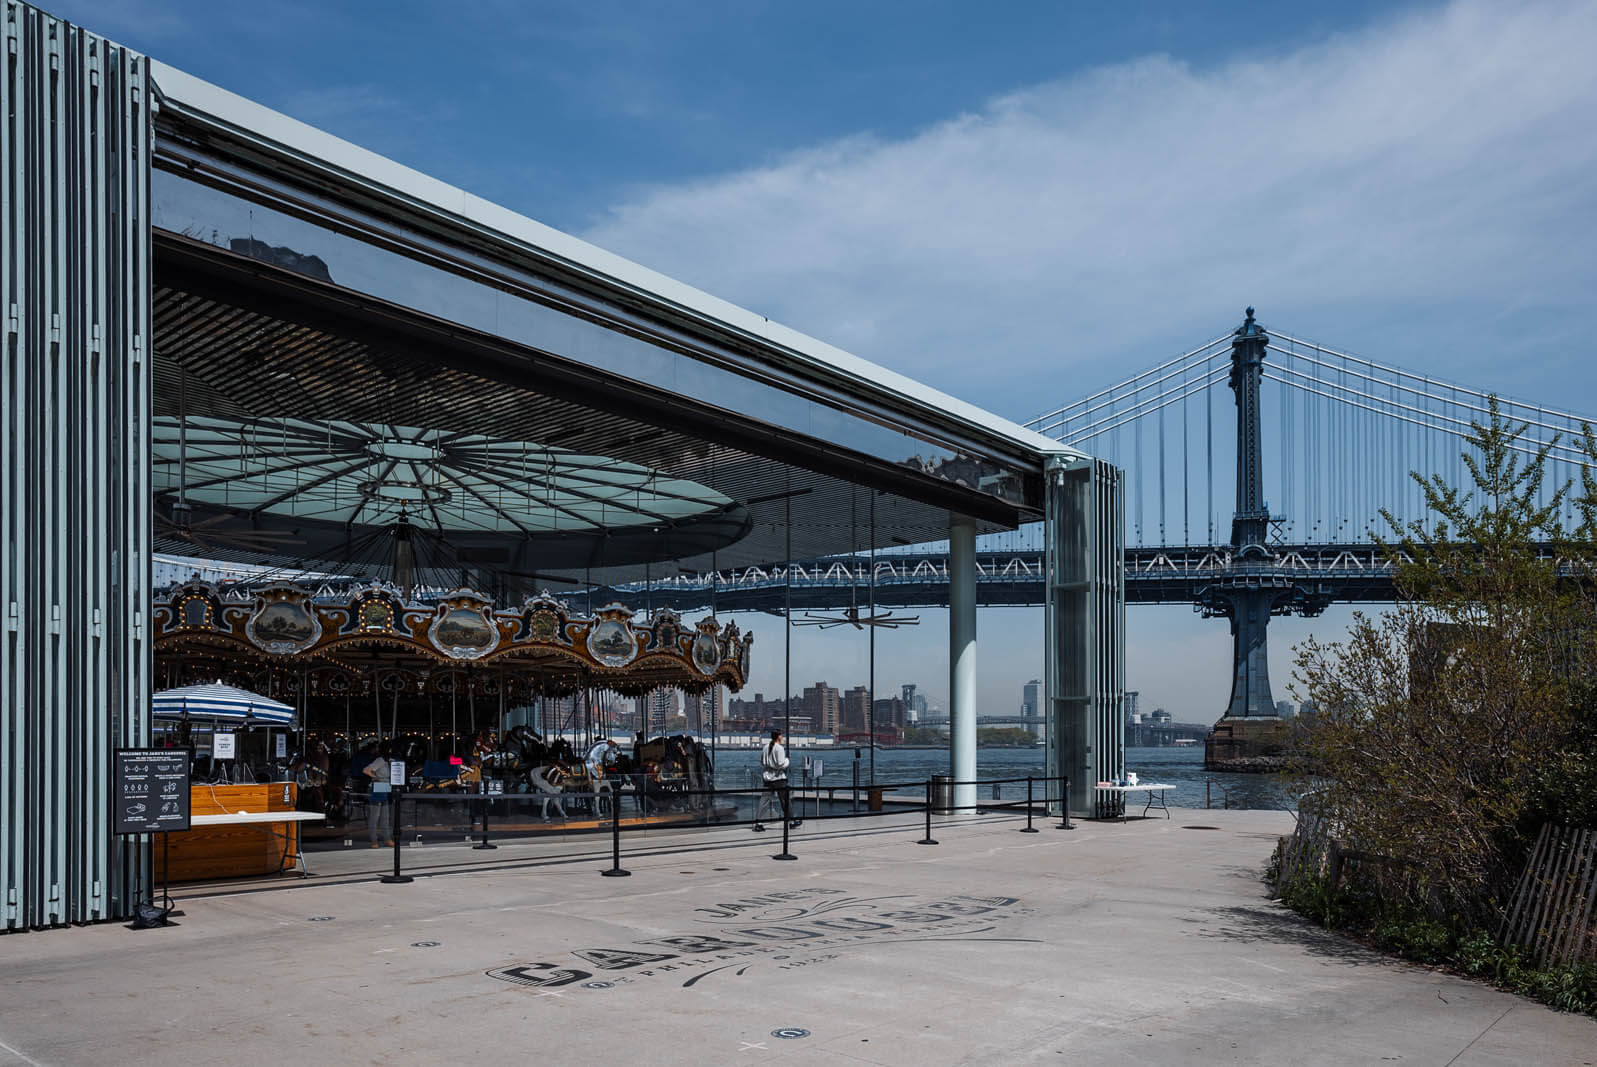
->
149, 61, 1084, 465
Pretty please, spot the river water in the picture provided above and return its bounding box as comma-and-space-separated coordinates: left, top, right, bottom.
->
711, 743, 1293, 811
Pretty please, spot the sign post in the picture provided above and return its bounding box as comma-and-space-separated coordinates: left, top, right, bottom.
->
381, 760, 412, 884
114, 749, 192, 923
114, 749, 191, 836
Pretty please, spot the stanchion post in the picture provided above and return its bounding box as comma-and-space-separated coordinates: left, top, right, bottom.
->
473, 790, 496, 850
1021, 776, 1039, 833
773, 795, 796, 861
380, 791, 413, 883
1057, 775, 1073, 830
601, 793, 630, 877
918, 778, 938, 845
852, 756, 860, 813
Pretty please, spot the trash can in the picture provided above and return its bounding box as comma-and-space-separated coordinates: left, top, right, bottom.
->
931, 774, 954, 814
867, 786, 884, 812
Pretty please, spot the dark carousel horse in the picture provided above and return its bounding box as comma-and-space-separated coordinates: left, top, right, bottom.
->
481, 725, 560, 790
633, 734, 715, 814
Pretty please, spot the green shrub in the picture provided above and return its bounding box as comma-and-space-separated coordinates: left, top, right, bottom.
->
1275, 870, 1597, 1017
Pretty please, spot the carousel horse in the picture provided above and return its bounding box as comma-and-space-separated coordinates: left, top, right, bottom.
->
528, 763, 567, 819
632, 734, 714, 813
480, 725, 554, 791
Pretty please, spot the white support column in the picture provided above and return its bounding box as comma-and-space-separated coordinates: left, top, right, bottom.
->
949, 516, 978, 816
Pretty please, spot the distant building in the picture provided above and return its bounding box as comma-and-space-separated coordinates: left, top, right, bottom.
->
1274, 700, 1295, 719
840, 686, 870, 731
635, 689, 679, 735
1124, 689, 1140, 725
803, 682, 840, 734
688, 686, 724, 732
1023, 678, 1043, 739
1149, 708, 1171, 724
873, 696, 906, 730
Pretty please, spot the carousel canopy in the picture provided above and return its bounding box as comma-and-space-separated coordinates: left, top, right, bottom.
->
153, 681, 296, 725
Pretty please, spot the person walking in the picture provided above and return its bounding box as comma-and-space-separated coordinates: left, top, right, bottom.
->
364, 741, 396, 848
754, 728, 800, 832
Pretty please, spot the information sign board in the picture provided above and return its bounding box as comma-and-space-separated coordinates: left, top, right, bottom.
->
213, 732, 236, 759
275, 734, 287, 759
389, 759, 406, 787
114, 749, 191, 835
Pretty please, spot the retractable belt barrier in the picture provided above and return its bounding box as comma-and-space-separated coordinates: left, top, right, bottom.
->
374, 774, 1071, 884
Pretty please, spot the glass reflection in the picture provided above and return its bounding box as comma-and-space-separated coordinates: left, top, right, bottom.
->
152, 166, 1034, 510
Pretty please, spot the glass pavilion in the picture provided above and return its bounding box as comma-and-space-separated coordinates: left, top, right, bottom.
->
0, 2, 1124, 930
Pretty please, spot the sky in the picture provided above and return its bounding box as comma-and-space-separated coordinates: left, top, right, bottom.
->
63, 0, 1597, 721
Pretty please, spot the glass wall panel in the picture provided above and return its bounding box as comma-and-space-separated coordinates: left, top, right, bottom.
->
151, 165, 1039, 512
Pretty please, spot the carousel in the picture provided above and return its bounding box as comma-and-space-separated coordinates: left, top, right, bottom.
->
154, 576, 749, 779
144, 376, 767, 878
151, 575, 749, 877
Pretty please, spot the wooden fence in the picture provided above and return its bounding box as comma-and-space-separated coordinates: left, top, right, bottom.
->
1273, 811, 1333, 891
1500, 825, 1597, 968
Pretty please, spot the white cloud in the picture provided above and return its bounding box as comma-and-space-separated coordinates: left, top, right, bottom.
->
583, 0, 1597, 721
582, 0, 1597, 421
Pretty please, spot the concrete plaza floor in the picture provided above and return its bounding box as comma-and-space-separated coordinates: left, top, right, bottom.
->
3, 808, 1594, 1066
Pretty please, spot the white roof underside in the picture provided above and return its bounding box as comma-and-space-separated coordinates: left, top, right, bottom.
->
149, 61, 1083, 468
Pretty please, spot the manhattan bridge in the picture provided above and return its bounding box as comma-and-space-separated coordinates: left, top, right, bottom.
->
157, 309, 1596, 736
602, 308, 1597, 732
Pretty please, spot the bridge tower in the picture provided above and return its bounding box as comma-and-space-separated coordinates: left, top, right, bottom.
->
1200, 309, 1324, 769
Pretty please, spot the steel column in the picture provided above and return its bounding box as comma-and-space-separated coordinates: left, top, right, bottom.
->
948, 516, 977, 816
1, 2, 151, 929
1044, 455, 1125, 819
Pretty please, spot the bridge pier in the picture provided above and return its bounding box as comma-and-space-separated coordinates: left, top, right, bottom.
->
1204, 309, 1292, 772
1199, 574, 1294, 771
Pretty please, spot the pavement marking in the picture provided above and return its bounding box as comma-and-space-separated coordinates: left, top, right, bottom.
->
737, 1042, 768, 1052
534, 991, 565, 999
1239, 957, 1287, 973
0, 1036, 45, 1067
1443, 1005, 1517, 1067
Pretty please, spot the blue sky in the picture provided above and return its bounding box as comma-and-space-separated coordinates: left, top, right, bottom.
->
63, 0, 1597, 721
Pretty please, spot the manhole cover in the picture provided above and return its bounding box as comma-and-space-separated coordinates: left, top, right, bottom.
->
1182, 825, 1223, 831
582, 981, 615, 990
712, 867, 731, 872
679, 871, 695, 874
411, 940, 441, 948
772, 1028, 810, 1040
307, 916, 335, 922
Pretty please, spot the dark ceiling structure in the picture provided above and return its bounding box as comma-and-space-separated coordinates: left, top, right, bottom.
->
152, 236, 1027, 597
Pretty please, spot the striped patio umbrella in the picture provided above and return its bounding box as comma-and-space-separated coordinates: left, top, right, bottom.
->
152, 681, 296, 726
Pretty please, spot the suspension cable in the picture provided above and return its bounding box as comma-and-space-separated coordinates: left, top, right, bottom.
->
1026, 334, 1231, 428
1032, 346, 1228, 438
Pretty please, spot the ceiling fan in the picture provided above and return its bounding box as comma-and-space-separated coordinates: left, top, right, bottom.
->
155, 500, 305, 555
791, 490, 918, 630
793, 602, 920, 630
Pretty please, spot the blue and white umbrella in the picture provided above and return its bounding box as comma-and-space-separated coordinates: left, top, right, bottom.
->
153, 681, 296, 726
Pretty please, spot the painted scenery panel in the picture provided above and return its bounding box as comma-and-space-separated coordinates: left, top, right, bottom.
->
587, 619, 638, 667
432, 607, 497, 656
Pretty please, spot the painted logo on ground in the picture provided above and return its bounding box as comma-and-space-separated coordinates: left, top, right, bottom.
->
487, 889, 1036, 995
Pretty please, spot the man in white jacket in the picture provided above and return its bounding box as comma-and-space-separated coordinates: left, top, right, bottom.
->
754, 729, 800, 832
